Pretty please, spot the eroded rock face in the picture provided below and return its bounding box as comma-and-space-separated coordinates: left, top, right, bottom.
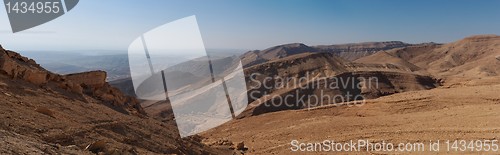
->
0, 49, 50, 85
0, 47, 145, 116
0, 49, 79, 93
66, 71, 107, 90
65, 71, 145, 116
238, 51, 439, 118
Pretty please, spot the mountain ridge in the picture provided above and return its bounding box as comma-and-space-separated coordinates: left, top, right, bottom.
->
240, 41, 415, 68
358, 34, 500, 84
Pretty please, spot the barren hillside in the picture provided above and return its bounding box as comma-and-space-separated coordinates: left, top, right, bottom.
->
241, 41, 413, 68
201, 35, 500, 154
0, 45, 229, 154
241, 52, 437, 117
202, 81, 500, 154
358, 35, 500, 84
314, 41, 412, 60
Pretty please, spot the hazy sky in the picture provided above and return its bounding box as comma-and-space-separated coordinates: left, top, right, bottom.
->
1, 0, 500, 51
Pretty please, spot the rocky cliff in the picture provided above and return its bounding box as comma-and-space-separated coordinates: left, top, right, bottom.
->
0, 45, 145, 116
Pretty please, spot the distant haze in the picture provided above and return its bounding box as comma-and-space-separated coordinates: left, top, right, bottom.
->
1, 0, 500, 51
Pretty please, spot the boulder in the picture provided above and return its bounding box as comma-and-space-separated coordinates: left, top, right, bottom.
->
23, 70, 48, 85
65, 71, 107, 89
67, 81, 83, 94
0, 56, 17, 76
235, 141, 245, 150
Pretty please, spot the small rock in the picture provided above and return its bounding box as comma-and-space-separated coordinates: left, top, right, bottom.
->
55, 143, 62, 149
66, 145, 80, 150
214, 139, 233, 146
235, 141, 245, 150
85, 140, 107, 154
35, 107, 56, 118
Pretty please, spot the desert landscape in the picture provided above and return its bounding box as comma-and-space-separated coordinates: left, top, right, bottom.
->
0, 45, 234, 154
199, 35, 500, 154
1, 34, 500, 154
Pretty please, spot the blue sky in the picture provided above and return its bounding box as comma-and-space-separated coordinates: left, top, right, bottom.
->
1, 0, 500, 51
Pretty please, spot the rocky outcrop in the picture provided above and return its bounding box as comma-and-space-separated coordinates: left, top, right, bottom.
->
0, 49, 51, 85
66, 71, 107, 89
65, 71, 145, 116
0, 46, 145, 116
0, 48, 83, 95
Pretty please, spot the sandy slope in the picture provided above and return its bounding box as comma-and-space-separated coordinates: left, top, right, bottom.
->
0, 72, 231, 154
201, 35, 500, 154
202, 78, 500, 154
